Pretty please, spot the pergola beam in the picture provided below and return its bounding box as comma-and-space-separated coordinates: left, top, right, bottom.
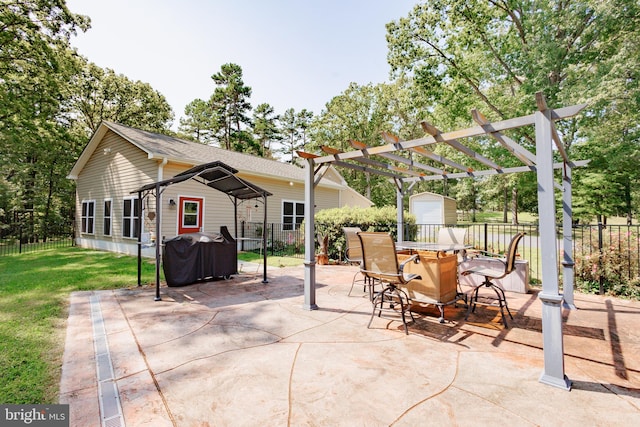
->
323, 144, 427, 177
421, 121, 504, 171
382, 132, 471, 173
404, 160, 589, 182
348, 140, 443, 175
312, 103, 586, 166
471, 109, 537, 166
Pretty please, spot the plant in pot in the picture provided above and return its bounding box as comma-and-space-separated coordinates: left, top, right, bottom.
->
316, 232, 329, 265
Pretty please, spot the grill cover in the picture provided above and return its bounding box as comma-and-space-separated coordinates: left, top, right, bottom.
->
162, 230, 237, 287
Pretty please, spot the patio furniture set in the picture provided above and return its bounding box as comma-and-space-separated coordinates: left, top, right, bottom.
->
343, 226, 526, 334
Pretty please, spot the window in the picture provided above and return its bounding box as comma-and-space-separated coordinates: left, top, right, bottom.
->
103, 199, 112, 236
282, 201, 304, 230
178, 196, 203, 234
81, 200, 95, 234
123, 197, 140, 238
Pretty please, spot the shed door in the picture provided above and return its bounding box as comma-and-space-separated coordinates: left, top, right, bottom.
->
178, 196, 203, 234
413, 200, 442, 224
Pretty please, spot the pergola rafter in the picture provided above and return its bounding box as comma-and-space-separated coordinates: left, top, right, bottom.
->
299, 93, 589, 392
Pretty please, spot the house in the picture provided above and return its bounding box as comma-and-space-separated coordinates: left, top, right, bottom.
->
409, 191, 457, 225
67, 121, 372, 256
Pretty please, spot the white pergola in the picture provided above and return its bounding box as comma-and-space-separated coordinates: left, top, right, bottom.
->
298, 93, 589, 390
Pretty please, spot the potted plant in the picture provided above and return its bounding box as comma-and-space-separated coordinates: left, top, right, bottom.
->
316, 232, 329, 265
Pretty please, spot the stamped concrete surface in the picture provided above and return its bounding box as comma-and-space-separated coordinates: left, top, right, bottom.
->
59, 264, 640, 426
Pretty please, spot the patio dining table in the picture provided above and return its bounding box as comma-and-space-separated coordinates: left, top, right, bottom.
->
395, 241, 470, 255
395, 241, 471, 323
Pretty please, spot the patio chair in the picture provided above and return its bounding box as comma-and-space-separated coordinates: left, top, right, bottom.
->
343, 227, 372, 297
460, 232, 526, 328
357, 232, 421, 334
437, 227, 469, 261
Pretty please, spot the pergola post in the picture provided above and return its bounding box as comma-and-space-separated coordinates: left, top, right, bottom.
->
562, 165, 576, 309
303, 158, 318, 310
535, 108, 571, 390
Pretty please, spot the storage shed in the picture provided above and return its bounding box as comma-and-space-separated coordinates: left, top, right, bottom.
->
409, 192, 457, 225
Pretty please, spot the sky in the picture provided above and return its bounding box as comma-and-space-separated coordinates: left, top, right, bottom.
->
65, 0, 416, 130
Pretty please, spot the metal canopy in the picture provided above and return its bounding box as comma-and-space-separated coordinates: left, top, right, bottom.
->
298, 93, 588, 391
133, 161, 272, 303
135, 161, 273, 199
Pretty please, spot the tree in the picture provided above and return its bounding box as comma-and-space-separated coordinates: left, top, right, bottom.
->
0, 1, 89, 240
386, 0, 640, 220
179, 98, 216, 144
277, 108, 308, 164
252, 103, 280, 158
67, 58, 174, 135
309, 82, 405, 205
210, 63, 253, 151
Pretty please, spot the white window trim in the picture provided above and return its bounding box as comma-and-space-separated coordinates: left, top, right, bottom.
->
103, 198, 112, 236
122, 196, 140, 239
81, 199, 96, 235
282, 199, 304, 231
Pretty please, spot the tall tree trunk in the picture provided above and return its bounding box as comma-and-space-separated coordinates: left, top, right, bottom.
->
365, 172, 371, 200
624, 178, 632, 225
43, 160, 56, 241
511, 187, 518, 225
472, 184, 477, 222
503, 186, 508, 223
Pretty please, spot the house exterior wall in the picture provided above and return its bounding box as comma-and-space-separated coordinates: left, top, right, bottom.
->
74, 130, 159, 255
73, 131, 345, 257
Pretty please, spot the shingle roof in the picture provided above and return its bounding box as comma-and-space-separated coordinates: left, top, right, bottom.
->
104, 121, 308, 182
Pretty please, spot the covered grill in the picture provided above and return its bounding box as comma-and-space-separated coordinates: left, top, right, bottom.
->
162, 228, 237, 287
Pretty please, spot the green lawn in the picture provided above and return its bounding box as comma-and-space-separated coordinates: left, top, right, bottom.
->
0, 247, 302, 404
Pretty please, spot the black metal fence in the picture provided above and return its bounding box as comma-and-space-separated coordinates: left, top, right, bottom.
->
0, 223, 75, 256
4, 216, 639, 293
414, 223, 640, 290
240, 221, 640, 290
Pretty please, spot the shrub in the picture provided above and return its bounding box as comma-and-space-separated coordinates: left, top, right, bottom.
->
312, 206, 416, 260
574, 227, 640, 298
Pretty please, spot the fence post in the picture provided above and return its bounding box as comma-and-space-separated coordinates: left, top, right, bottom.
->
19, 225, 23, 254
270, 223, 274, 256
598, 222, 604, 295
483, 223, 488, 252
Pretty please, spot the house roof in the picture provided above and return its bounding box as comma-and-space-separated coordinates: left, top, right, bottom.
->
68, 121, 342, 189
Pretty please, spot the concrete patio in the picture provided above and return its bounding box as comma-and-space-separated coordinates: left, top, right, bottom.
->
60, 263, 640, 426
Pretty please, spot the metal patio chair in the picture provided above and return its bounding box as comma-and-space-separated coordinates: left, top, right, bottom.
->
358, 232, 421, 334
460, 232, 526, 328
343, 227, 370, 297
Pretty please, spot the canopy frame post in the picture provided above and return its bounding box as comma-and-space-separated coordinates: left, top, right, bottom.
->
303, 157, 318, 310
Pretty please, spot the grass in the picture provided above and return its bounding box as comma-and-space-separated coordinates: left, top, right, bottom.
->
0, 247, 303, 404
237, 251, 304, 267
0, 247, 159, 404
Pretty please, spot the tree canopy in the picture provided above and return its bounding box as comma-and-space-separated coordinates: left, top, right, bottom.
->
385, 0, 640, 222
